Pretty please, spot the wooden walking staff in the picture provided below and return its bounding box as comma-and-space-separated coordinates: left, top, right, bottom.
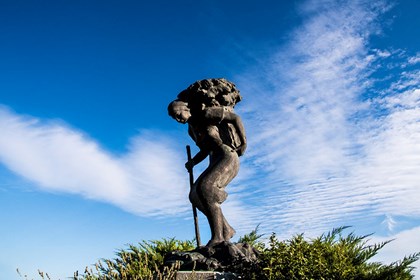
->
186, 145, 201, 248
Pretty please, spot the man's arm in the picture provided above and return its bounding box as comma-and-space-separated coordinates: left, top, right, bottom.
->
185, 149, 209, 171
223, 111, 247, 156
203, 107, 247, 156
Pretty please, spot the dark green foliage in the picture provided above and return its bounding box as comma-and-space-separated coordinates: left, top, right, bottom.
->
28, 228, 418, 280
247, 227, 419, 280
75, 238, 195, 280
238, 224, 265, 251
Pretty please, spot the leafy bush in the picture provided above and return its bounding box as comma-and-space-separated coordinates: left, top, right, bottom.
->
238, 224, 265, 251
247, 226, 420, 280
75, 238, 195, 280
23, 228, 419, 280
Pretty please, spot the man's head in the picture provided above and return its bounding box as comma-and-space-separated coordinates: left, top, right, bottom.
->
168, 100, 191, 124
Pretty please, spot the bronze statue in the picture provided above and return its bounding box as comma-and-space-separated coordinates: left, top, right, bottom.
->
168, 78, 247, 247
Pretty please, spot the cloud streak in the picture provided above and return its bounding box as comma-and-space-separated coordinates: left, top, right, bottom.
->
235, 0, 420, 238
371, 226, 420, 279
0, 107, 190, 217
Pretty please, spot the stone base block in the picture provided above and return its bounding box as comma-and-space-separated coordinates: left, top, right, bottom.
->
175, 271, 239, 280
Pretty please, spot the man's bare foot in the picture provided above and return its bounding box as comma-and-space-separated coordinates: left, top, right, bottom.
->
223, 226, 236, 241
206, 238, 224, 247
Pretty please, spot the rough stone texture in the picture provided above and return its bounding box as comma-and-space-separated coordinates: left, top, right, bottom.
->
164, 242, 259, 272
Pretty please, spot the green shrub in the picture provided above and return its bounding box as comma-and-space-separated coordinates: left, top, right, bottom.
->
24, 228, 419, 280
247, 227, 420, 280
75, 238, 195, 280
238, 224, 265, 251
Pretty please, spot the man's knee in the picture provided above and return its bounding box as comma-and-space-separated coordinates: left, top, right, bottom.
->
199, 185, 227, 205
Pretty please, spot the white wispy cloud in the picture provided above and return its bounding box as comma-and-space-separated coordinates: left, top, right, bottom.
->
359, 88, 420, 216
407, 54, 420, 66
230, 3, 420, 275
0, 106, 190, 217
371, 226, 420, 279
234, 0, 420, 240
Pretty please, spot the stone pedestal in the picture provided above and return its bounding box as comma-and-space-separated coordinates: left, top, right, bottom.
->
175, 271, 239, 280
164, 242, 259, 271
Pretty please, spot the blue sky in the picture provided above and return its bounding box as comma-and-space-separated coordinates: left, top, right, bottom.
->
0, 0, 419, 279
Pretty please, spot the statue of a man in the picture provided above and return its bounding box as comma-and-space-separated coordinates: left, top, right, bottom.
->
168, 78, 246, 246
